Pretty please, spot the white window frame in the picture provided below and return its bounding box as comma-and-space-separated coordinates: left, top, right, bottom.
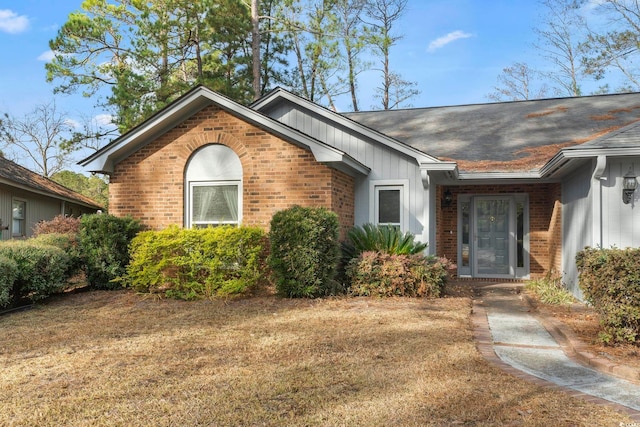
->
12, 198, 26, 238
188, 180, 242, 228
369, 180, 409, 231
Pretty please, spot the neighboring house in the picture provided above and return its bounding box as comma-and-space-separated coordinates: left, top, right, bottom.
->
80, 86, 640, 298
0, 157, 102, 240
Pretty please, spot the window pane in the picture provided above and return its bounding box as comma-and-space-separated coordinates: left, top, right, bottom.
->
378, 189, 400, 224
192, 185, 238, 223
12, 201, 25, 236
461, 201, 470, 267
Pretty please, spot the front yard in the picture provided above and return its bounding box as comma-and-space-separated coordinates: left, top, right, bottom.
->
0, 289, 632, 426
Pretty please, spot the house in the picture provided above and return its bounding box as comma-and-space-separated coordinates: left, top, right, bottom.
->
0, 156, 102, 240
80, 86, 640, 298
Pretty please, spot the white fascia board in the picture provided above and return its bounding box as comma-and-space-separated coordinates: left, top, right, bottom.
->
81, 86, 368, 176
457, 171, 541, 180
254, 88, 439, 164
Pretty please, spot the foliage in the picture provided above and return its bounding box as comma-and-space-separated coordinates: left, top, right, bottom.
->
80, 214, 142, 290
32, 214, 81, 237
125, 225, 266, 299
51, 171, 109, 209
346, 251, 450, 298
525, 276, 575, 306
0, 255, 18, 308
31, 233, 84, 279
487, 62, 552, 102
46, 0, 268, 131
576, 247, 640, 345
268, 205, 341, 297
0, 241, 71, 306
344, 223, 428, 261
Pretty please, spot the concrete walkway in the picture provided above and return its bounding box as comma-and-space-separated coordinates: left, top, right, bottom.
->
470, 282, 640, 421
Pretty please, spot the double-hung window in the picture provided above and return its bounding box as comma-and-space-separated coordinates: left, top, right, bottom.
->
12, 199, 26, 237
190, 181, 241, 227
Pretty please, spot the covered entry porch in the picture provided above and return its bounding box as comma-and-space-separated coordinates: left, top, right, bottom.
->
436, 183, 562, 281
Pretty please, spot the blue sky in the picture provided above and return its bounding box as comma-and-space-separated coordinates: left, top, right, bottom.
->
0, 1, 607, 122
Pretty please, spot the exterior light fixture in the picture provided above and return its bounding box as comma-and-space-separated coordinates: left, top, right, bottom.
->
622, 167, 638, 204
442, 188, 453, 207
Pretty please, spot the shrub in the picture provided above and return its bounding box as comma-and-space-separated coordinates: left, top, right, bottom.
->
0, 241, 71, 304
342, 223, 428, 262
268, 206, 341, 297
31, 233, 83, 279
32, 214, 81, 237
80, 214, 142, 289
526, 277, 575, 306
346, 251, 449, 298
125, 225, 266, 299
0, 255, 18, 308
576, 247, 640, 345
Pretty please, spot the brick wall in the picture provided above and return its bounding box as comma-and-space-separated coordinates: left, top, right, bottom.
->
109, 105, 355, 238
436, 183, 561, 279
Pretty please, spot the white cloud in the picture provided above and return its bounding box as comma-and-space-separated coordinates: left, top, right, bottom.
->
37, 50, 56, 62
93, 114, 114, 126
0, 9, 30, 34
427, 30, 473, 53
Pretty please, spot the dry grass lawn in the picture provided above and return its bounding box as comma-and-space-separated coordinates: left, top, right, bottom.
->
0, 289, 633, 426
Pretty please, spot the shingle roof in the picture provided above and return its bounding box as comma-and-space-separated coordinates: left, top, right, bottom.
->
0, 156, 102, 208
344, 92, 640, 172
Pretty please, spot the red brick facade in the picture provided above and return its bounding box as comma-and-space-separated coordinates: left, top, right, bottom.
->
436, 183, 562, 279
109, 105, 355, 238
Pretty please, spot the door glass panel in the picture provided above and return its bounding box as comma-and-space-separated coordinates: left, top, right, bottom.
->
461, 201, 470, 267
475, 199, 510, 275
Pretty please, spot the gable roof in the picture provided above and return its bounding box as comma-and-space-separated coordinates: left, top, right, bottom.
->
80, 86, 369, 177
344, 92, 640, 173
252, 87, 445, 167
0, 157, 102, 209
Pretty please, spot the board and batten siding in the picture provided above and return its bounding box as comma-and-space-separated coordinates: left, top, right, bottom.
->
262, 101, 432, 245
601, 156, 640, 248
561, 161, 593, 298
0, 185, 65, 240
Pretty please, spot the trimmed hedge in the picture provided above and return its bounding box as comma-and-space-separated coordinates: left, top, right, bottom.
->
31, 233, 83, 279
0, 241, 71, 307
32, 214, 81, 237
80, 214, 142, 289
576, 247, 640, 345
268, 206, 342, 298
125, 225, 266, 299
346, 251, 449, 298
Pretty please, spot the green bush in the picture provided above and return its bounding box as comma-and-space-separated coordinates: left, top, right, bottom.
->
125, 225, 266, 299
0, 241, 71, 304
576, 247, 640, 345
346, 251, 449, 298
0, 255, 18, 308
343, 224, 428, 260
32, 214, 81, 237
31, 233, 83, 279
268, 205, 341, 298
80, 214, 142, 289
526, 277, 575, 306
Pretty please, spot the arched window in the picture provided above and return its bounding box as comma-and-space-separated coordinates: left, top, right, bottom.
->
185, 144, 242, 228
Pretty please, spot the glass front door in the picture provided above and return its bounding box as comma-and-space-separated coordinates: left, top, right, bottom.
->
474, 198, 512, 276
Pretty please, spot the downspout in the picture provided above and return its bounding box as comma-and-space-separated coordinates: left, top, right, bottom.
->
591, 155, 607, 248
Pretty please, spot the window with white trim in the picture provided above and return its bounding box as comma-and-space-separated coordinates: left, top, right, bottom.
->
185, 144, 242, 228
375, 185, 403, 228
12, 199, 26, 237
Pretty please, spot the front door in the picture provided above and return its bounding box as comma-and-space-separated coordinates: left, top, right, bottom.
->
474, 197, 512, 277
457, 194, 528, 279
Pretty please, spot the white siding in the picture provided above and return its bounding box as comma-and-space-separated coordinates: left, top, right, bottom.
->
263, 101, 429, 243
562, 161, 593, 298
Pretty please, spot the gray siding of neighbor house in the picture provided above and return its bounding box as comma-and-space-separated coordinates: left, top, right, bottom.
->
562, 161, 593, 298
0, 185, 64, 240
601, 157, 640, 248
261, 100, 432, 246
